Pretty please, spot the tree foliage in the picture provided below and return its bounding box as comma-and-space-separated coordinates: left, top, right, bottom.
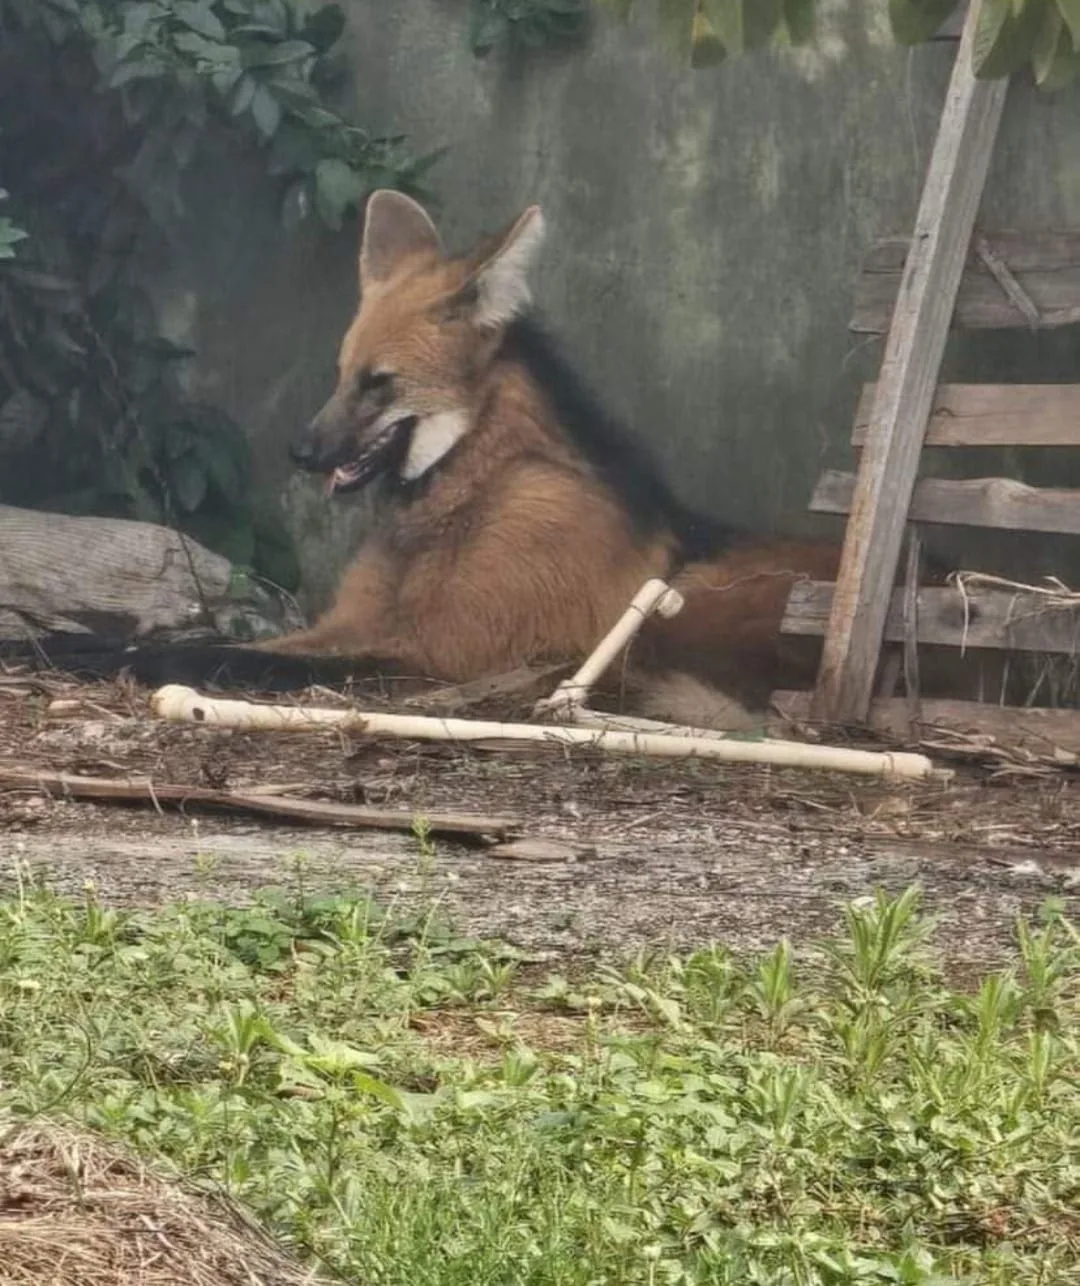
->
603, 0, 1080, 88
467, 0, 591, 56
0, 0, 435, 589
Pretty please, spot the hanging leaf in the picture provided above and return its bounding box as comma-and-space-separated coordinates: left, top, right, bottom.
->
123, 4, 167, 39
194, 429, 247, 504
165, 423, 195, 460
173, 0, 225, 41
256, 0, 289, 33
169, 451, 209, 513
250, 84, 282, 137
1034, 4, 1080, 86
241, 38, 315, 67
314, 156, 366, 228
690, 6, 726, 67
173, 30, 235, 63
888, 0, 962, 46
230, 72, 257, 114
299, 4, 345, 53
0, 217, 29, 259
1057, 0, 1080, 46
781, 0, 815, 45
974, 0, 1049, 78
108, 57, 165, 87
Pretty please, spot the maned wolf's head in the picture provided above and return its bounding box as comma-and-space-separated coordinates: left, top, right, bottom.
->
290, 190, 546, 494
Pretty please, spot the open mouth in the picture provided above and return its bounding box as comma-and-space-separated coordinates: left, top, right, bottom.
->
325, 417, 416, 496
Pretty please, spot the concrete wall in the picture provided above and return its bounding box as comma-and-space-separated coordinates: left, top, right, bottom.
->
163, 0, 1080, 610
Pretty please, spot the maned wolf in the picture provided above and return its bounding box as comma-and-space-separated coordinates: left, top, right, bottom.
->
7, 192, 844, 718
257, 190, 842, 728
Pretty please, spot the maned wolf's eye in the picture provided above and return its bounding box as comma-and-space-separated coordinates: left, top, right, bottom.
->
355, 369, 393, 397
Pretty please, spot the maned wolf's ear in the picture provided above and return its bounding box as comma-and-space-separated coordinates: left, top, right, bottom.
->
360, 190, 443, 288
467, 206, 546, 329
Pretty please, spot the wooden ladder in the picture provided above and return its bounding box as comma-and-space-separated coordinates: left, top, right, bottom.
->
770, 0, 1080, 752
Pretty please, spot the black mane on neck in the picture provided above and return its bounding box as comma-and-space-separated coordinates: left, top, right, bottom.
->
502, 315, 740, 562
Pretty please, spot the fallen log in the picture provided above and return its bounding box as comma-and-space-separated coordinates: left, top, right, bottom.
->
0, 503, 296, 641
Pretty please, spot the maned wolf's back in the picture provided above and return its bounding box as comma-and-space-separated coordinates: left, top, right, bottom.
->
503, 316, 738, 564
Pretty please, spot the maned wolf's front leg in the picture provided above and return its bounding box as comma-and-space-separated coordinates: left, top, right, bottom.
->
257, 548, 420, 665
256, 622, 355, 655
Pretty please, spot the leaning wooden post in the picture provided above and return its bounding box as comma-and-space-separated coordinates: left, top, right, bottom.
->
812, 0, 1008, 724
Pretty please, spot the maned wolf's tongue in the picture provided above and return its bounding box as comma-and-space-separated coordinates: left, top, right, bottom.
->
327, 465, 358, 496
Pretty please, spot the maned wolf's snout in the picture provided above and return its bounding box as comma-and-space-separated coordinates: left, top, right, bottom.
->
288, 431, 318, 470
289, 398, 348, 472
291, 393, 410, 497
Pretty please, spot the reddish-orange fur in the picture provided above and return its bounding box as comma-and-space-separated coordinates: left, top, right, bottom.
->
650, 541, 842, 706
266, 193, 842, 727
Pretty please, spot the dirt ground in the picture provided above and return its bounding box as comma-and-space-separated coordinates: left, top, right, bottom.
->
1, 671, 1079, 979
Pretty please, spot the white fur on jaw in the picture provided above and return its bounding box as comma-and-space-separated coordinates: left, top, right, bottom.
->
401, 409, 471, 480
475, 209, 546, 329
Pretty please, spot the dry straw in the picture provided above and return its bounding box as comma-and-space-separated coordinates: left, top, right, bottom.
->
0, 1120, 323, 1286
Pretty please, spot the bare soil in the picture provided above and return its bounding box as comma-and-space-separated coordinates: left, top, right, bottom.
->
1, 673, 1078, 978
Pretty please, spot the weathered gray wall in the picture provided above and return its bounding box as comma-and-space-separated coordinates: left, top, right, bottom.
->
164, 0, 1080, 610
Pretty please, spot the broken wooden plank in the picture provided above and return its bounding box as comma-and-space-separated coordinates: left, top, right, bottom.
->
811, 470, 1080, 536
770, 688, 1080, 754
814, 0, 1009, 725
786, 581, 1080, 655
0, 767, 519, 842
864, 230, 1080, 275
852, 232, 1080, 333
974, 235, 1041, 326
852, 383, 1080, 448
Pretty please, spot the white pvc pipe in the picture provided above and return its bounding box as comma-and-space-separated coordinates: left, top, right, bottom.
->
533, 578, 684, 718
568, 706, 738, 740
150, 684, 937, 780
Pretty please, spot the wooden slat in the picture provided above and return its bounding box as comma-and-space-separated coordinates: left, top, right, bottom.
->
814, 1, 1009, 725
770, 689, 1080, 753
811, 470, 1080, 535
852, 231, 1080, 333
863, 229, 1080, 275
852, 383, 1080, 448
787, 581, 1080, 655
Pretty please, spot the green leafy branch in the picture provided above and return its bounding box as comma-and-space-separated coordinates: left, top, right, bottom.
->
601, 0, 1080, 89
467, 0, 590, 57
596, 0, 816, 68
13, 0, 440, 230
0, 0, 436, 594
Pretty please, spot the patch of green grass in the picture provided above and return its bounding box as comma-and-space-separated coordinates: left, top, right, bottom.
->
0, 872, 1077, 1285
